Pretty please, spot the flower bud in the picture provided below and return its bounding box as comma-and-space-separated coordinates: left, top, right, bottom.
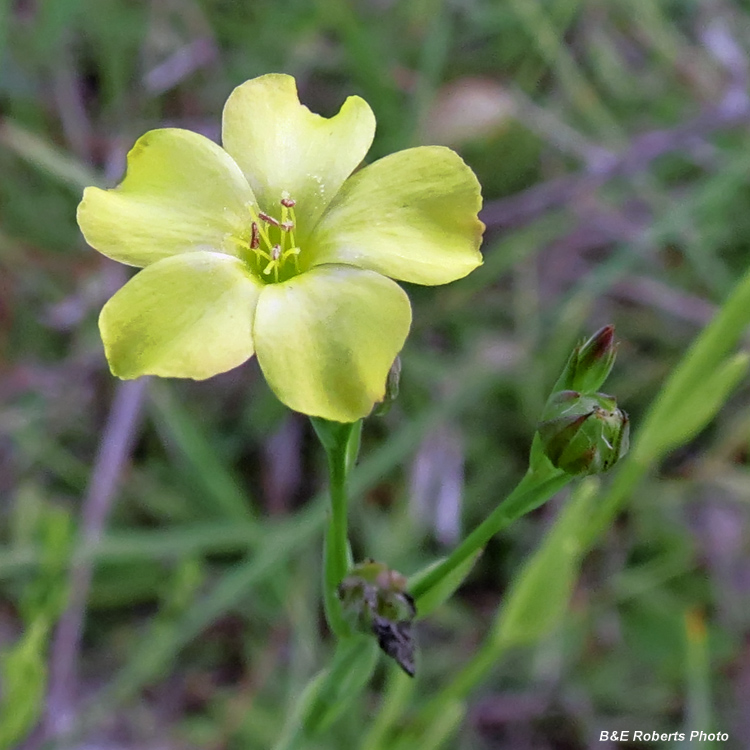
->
538, 390, 629, 475
555, 325, 617, 394
338, 559, 417, 676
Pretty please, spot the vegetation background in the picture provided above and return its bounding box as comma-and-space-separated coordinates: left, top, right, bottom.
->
2, 0, 750, 748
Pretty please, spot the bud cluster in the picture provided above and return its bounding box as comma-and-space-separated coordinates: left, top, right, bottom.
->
538, 326, 629, 475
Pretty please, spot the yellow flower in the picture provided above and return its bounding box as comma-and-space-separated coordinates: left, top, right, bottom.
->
77, 74, 484, 422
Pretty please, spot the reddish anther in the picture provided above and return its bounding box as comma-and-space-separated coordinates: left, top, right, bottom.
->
258, 211, 280, 227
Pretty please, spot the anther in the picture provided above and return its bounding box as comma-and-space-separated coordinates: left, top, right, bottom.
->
258, 211, 280, 227
280, 221, 294, 232
271, 245, 281, 261
281, 197, 296, 208
250, 222, 260, 249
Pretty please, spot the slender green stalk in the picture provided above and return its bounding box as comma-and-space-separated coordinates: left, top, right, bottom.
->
323, 443, 351, 638
403, 479, 600, 744
285, 396, 573, 748
410, 467, 571, 601
311, 418, 360, 639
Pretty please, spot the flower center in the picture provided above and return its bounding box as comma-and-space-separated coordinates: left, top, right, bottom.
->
233, 192, 301, 284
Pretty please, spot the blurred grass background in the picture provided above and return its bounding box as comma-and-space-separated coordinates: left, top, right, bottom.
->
2, 0, 750, 748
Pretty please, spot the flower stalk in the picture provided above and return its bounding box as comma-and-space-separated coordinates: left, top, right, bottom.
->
311, 417, 361, 638
410, 454, 571, 602
411, 326, 625, 605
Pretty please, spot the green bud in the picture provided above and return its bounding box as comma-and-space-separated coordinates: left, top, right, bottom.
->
338, 559, 417, 676
555, 325, 617, 394
538, 390, 629, 475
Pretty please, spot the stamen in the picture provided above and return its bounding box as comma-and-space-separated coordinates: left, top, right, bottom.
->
262, 245, 281, 272
261, 245, 282, 282
243, 196, 301, 283
283, 246, 301, 273
258, 211, 280, 227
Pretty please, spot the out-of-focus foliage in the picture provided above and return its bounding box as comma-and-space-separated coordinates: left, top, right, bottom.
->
3, 0, 750, 748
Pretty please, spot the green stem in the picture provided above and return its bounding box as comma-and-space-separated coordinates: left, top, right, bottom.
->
410, 464, 571, 602
323, 444, 351, 638
311, 418, 360, 639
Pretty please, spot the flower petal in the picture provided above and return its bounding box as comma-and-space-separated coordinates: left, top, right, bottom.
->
222, 74, 376, 235
100, 251, 262, 379
253, 266, 411, 422
310, 146, 484, 285
78, 129, 256, 268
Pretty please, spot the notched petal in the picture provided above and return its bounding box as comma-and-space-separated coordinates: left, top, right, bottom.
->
78, 128, 255, 268
310, 145, 484, 286
222, 74, 376, 236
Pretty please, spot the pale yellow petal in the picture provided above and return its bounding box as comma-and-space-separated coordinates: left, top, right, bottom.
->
310, 146, 484, 285
222, 74, 375, 236
253, 265, 411, 421
100, 251, 262, 379
78, 129, 255, 267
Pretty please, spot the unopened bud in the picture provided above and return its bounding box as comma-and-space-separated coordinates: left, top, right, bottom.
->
556, 325, 617, 394
538, 390, 629, 475
338, 559, 416, 676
